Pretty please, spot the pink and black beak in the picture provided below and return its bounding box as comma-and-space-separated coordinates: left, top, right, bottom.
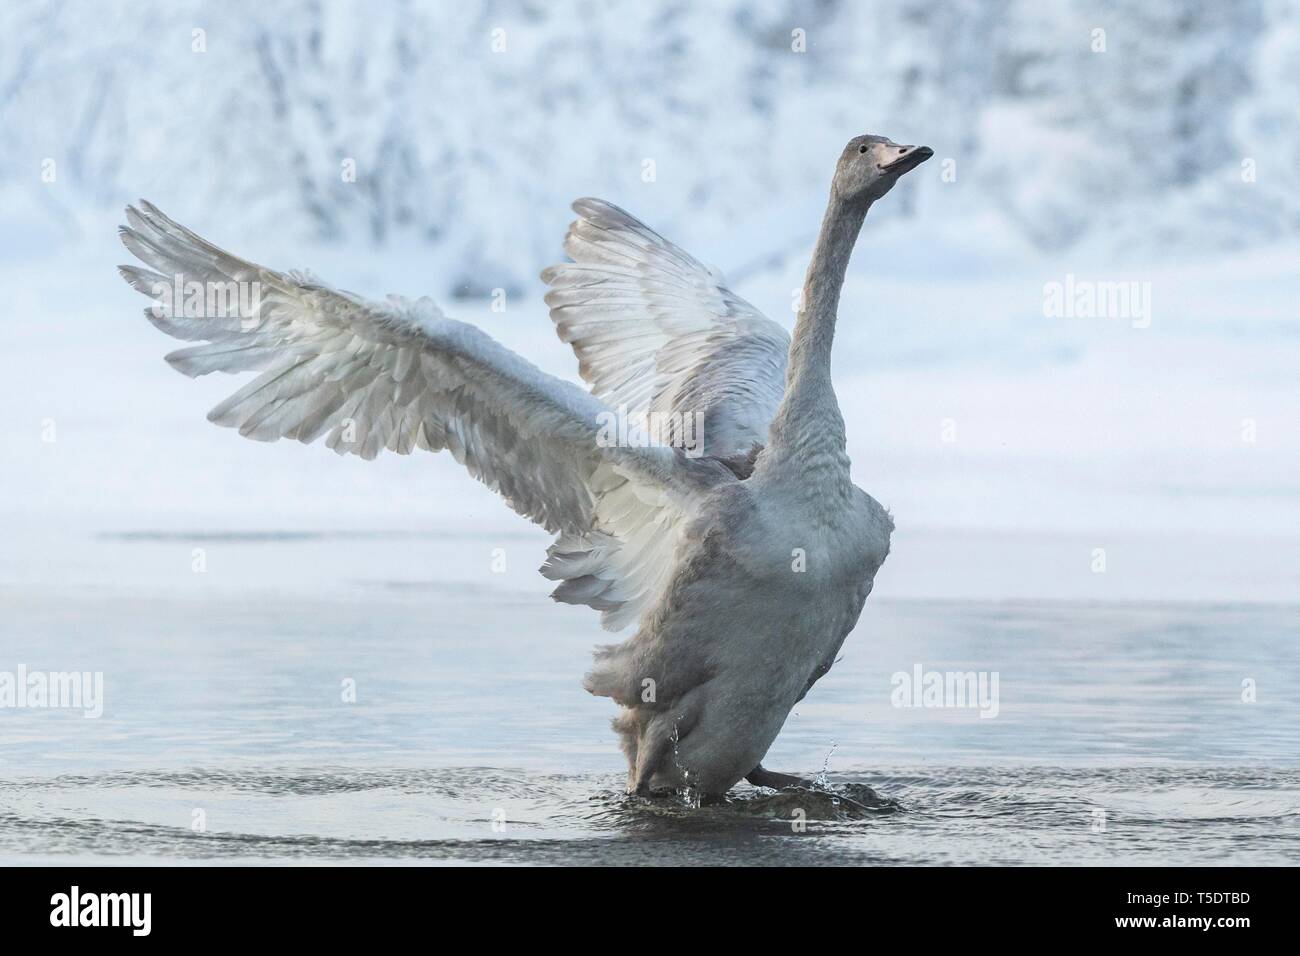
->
882, 144, 933, 176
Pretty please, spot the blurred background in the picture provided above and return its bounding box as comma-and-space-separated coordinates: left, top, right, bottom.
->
2, 0, 1298, 602
1, 2, 1298, 866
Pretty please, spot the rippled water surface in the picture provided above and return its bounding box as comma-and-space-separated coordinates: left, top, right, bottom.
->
2, 765, 1296, 865
2, 539, 1297, 865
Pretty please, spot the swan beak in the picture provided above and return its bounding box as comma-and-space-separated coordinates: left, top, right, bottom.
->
884, 144, 933, 175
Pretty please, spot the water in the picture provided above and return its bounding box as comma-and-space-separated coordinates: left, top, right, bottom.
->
4, 765, 1297, 865
1, 533, 1297, 865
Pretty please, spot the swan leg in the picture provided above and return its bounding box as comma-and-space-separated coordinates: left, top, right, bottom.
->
745, 764, 815, 790
746, 764, 886, 813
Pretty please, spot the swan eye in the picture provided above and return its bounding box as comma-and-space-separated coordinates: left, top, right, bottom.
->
858, 145, 868, 154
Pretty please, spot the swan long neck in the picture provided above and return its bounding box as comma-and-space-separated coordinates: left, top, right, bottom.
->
759, 193, 870, 487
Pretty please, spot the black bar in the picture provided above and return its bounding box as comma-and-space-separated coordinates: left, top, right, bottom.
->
0, 866, 1280, 941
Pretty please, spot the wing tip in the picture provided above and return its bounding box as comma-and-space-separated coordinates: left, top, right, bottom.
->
571, 197, 638, 226
119, 263, 169, 298
162, 348, 206, 378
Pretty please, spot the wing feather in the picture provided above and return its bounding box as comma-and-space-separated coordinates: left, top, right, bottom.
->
533, 198, 794, 627
117, 200, 694, 540
542, 198, 789, 475
119, 201, 735, 632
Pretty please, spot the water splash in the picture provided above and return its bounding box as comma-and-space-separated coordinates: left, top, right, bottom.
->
668, 716, 702, 809
815, 740, 838, 789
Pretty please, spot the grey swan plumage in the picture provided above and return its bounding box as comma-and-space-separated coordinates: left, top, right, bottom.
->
117, 134, 933, 800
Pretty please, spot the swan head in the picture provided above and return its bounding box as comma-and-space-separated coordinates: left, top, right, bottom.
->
833, 135, 933, 202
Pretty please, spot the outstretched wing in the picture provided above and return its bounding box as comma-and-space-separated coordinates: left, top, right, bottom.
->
541, 199, 790, 476
116, 200, 694, 545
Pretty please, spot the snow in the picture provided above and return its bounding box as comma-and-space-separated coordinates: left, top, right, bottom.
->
6, 1, 1298, 278
1, 1, 1297, 603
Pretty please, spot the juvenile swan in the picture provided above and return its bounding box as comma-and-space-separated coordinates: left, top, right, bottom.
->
117, 134, 932, 798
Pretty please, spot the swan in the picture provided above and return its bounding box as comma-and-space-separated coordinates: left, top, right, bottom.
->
117, 134, 932, 800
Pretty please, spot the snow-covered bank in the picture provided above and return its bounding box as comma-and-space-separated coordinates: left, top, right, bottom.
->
2, 224, 1296, 602
5, 0, 1299, 285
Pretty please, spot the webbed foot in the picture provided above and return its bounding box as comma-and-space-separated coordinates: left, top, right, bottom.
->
745, 763, 885, 813
745, 765, 816, 790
